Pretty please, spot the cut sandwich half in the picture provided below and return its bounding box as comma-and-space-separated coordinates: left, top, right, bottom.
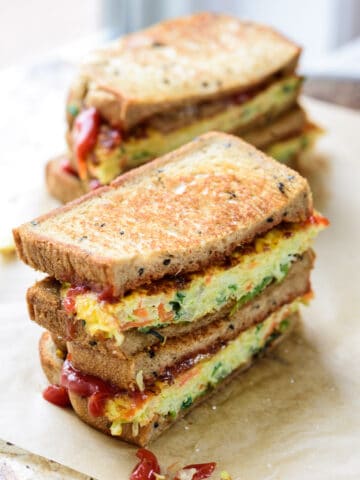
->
14, 132, 314, 297
14, 131, 328, 446
44, 12, 323, 202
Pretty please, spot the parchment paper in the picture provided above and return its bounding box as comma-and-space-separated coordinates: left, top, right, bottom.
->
1, 98, 360, 479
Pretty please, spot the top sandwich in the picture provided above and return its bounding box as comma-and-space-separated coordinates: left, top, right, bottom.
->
68, 12, 300, 130
14, 132, 312, 296
60, 12, 309, 188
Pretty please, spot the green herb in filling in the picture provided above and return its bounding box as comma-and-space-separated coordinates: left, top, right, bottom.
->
131, 150, 151, 161
216, 292, 228, 305
181, 396, 193, 409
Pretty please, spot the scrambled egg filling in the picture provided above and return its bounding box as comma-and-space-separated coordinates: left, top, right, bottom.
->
87, 75, 302, 184
106, 299, 301, 434
265, 125, 322, 165
61, 219, 324, 344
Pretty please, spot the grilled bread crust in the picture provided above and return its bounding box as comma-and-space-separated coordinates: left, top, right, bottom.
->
67, 12, 300, 130
28, 250, 313, 389
39, 312, 298, 446
14, 132, 313, 296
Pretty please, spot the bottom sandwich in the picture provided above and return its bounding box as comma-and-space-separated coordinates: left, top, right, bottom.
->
40, 299, 302, 446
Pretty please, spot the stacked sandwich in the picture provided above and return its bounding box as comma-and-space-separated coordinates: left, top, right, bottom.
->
48, 12, 321, 203
14, 132, 328, 446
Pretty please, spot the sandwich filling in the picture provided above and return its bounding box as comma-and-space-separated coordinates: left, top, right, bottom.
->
61, 299, 301, 435
265, 123, 321, 165
68, 75, 302, 183
61, 214, 327, 345
264, 124, 322, 165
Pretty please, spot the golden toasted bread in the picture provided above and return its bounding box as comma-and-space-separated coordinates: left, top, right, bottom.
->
14, 132, 312, 295
67, 13, 300, 130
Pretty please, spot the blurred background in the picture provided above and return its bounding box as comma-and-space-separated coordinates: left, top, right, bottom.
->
1, 0, 360, 76
1, 0, 359, 109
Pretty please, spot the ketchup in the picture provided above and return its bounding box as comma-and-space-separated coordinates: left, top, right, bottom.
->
61, 359, 116, 398
63, 285, 89, 314
61, 159, 78, 178
97, 285, 117, 303
232, 91, 253, 105
63, 284, 119, 316
99, 127, 122, 150
60, 359, 148, 417
306, 213, 330, 227
43, 385, 70, 408
175, 463, 217, 480
61, 359, 119, 417
88, 391, 112, 417
129, 449, 217, 480
73, 107, 100, 179
130, 448, 161, 480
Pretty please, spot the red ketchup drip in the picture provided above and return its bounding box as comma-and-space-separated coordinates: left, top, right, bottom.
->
61, 159, 78, 178
60, 359, 148, 417
97, 285, 118, 303
130, 448, 161, 480
232, 91, 253, 105
63, 285, 89, 314
100, 128, 122, 149
43, 385, 70, 408
61, 359, 118, 417
73, 107, 100, 179
306, 213, 330, 227
175, 463, 217, 480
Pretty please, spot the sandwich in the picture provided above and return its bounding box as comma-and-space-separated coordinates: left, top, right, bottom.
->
47, 12, 321, 203
14, 132, 328, 446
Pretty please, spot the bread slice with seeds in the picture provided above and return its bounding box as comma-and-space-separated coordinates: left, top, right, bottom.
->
13, 132, 312, 296
68, 12, 301, 130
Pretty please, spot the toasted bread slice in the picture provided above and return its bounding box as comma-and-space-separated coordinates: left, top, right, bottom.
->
67, 13, 300, 130
28, 250, 313, 385
14, 132, 312, 295
40, 311, 298, 446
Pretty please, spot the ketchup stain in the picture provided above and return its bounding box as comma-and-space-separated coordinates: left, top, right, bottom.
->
73, 107, 100, 179
97, 285, 117, 303
60, 359, 148, 417
63, 285, 89, 314
306, 213, 330, 227
43, 385, 70, 408
61, 159, 79, 178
